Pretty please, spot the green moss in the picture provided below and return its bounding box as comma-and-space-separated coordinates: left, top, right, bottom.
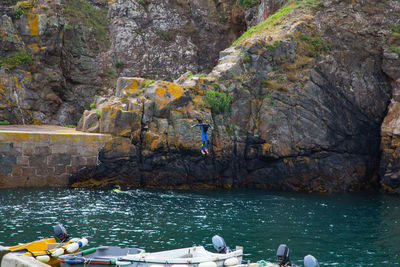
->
64, 24, 73, 30
232, 0, 321, 46
0, 50, 33, 69
62, 0, 109, 48
14, 6, 25, 18
194, 73, 208, 78
232, 2, 296, 46
0, 120, 10, 125
240, 0, 260, 8
267, 40, 282, 52
95, 109, 101, 119
297, 33, 330, 57
141, 79, 155, 88
115, 61, 124, 68
242, 52, 251, 63
104, 68, 117, 78
64, 124, 76, 128
90, 98, 96, 109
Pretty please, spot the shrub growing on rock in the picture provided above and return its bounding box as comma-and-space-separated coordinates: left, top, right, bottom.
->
205, 89, 233, 115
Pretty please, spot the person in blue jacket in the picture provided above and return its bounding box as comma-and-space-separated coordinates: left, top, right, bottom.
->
192, 120, 213, 154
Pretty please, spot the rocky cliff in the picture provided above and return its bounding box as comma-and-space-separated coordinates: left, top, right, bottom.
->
73, 0, 400, 193
0, 0, 244, 124
2, 0, 400, 193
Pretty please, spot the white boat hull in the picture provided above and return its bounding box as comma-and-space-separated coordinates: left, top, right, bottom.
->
119, 246, 243, 267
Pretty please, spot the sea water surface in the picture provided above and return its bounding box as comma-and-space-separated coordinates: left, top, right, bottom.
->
0, 188, 399, 266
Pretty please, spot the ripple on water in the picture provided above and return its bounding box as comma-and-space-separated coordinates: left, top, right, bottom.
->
0, 189, 399, 266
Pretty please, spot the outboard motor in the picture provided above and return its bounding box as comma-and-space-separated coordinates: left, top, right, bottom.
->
54, 224, 70, 242
212, 235, 228, 253
304, 255, 319, 267
276, 244, 290, 266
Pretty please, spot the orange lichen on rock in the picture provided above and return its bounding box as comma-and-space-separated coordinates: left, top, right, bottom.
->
27, 43, 40, 53
27, 13, 39, 36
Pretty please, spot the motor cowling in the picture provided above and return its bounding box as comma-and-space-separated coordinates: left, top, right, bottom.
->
54, 224, 70, 242
303, 255, 319, 267
212, 235, 227, 253
276, 244, 290, 266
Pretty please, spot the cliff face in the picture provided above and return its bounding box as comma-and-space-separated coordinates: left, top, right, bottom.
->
0, 0, 245, 124
107, 0, 246, 79
2, 0, 400, 193
74, 0, 399, 193
0, 0, 107, 125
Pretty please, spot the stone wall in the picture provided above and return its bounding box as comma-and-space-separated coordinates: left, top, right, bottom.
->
0, 126, 112, 188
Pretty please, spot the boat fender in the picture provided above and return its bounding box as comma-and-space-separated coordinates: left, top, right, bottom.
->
116, 261, 133, 266
257, 260, 278, 267
65, 259, 84, 264
199, 261, 217, 267
66, 238, 88, 253
224, 257, 239, 266
36, 255, 50, 263
66, 242, 79, 253
81, 247, 97, 256
51, 248, 65, 257
77, 238, 88, 248
304, 255, 319, 267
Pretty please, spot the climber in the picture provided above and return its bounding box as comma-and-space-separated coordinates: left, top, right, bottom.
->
191, 120, 213, 154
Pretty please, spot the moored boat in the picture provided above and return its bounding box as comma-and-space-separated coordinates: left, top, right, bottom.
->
58, 246, 144, 267
116, 235, 243, 267
119, 245, 243, 267
59, 235, 242, 267
8, 224, 88, 266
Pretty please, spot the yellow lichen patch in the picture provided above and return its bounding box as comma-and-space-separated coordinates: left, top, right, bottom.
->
119, 77, 143, 99
261, 143, 273, 153
27, 43, 40, 53
27, 13, 39, 36
143, 132, 164, 150
16, 0, 35, 9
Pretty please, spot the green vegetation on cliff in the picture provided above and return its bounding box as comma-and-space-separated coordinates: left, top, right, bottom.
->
62, 0, 109, 48
232, 0, 321, 46
0, 50, 33, 69
205, 89, 233, 115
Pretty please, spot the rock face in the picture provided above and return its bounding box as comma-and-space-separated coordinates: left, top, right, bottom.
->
74, 0, 399, 193
0, 0, 107, 125
379, 0, 400, 193
107, 0, 246, 80
0, 0, 246, 125
245, 0, 289, 27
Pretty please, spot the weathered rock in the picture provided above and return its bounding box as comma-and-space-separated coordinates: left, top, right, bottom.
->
74, 0, 399, 193
0, 0, 107, 125
245, 0, 289, 28
107, 0, 246, 80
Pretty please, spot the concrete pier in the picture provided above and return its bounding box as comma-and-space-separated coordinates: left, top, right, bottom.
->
1, 253, 49, 267
0, 125, 112, 188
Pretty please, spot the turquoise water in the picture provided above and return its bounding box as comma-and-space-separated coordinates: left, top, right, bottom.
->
0, 188, 399, 266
